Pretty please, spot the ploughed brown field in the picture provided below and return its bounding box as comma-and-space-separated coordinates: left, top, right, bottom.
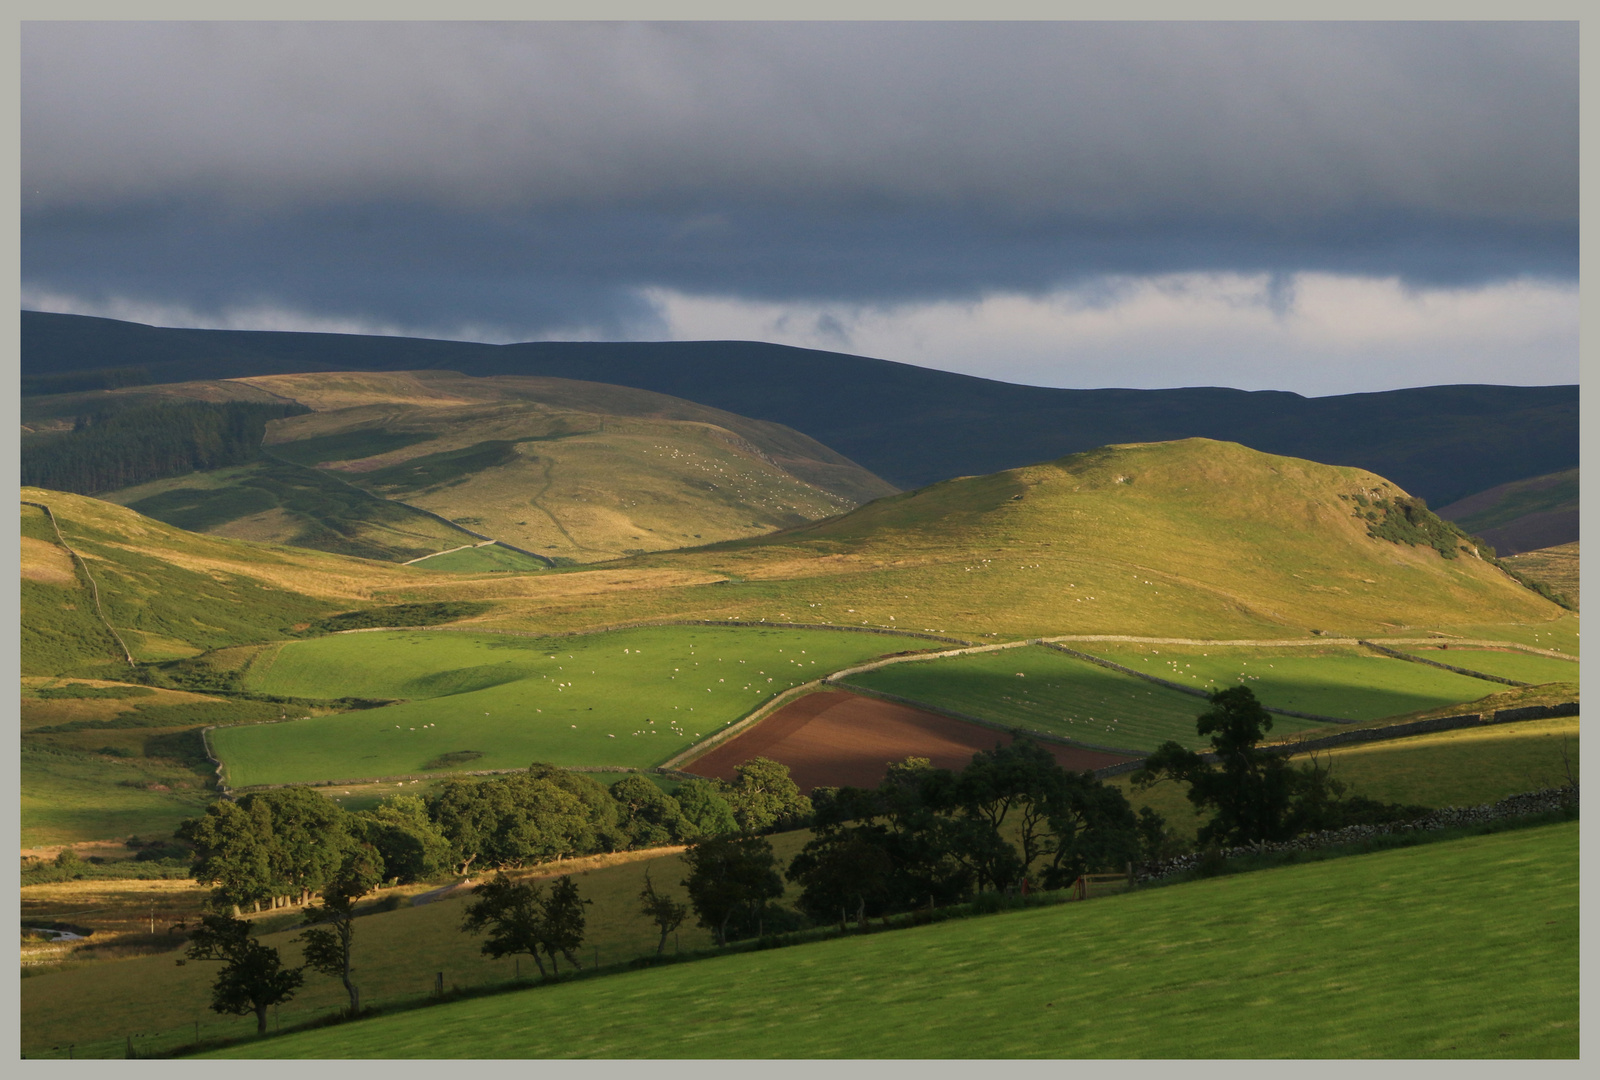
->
684, 690, 1137, 791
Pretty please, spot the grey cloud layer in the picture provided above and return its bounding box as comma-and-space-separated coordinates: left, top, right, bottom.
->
20, 21, 1577, 344
24, 21, 1575, 221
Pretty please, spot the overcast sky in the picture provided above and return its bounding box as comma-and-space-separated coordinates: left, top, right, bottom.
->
21, 20, 1578, 395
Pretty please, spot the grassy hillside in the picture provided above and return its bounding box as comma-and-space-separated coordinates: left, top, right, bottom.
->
193, 821, 1577, 1058
214, 625, 935, 786
617, 439, 1568, 642
1503, 542, 1579, 608
102, 460, 475, 563
1437, 468, 1577, 555
39, 369, 896, 564
18, 488, 442, 671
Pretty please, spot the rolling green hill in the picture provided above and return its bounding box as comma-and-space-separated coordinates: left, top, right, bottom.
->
619, 438, 1569, 642
18, 488, 435, 673
35, 369, 896, 564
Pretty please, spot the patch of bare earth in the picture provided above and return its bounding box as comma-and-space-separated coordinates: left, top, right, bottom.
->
684, 689, 1137, 791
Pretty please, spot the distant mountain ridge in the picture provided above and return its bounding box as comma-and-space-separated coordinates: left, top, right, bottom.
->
21, 310, 1576, 506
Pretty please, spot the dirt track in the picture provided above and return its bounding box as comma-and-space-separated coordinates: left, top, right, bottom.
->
683, 689, 1136, 791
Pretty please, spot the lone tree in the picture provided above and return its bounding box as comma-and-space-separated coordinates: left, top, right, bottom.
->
637, 867, 689, 954
681, 833, 784, 946
462, 872, 591, 979
1135, 686, 1298, 846
295, 847, 384, 1017
184, 913, 303, 1035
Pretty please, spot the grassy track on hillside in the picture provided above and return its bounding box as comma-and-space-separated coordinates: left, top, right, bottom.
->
1116, 715, 1580, 841
840, 645, 1301, 753
1079, 644, 1503, 722
414, 544, 551, 573
1389, 646, 1580, 686
199, 822, 1578, 1059
216, 627, 936, 786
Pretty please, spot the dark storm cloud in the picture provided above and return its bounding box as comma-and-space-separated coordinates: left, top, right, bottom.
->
20, 21, 1577, 338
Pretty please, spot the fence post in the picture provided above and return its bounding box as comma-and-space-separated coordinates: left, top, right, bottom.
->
435, 971, 444, 997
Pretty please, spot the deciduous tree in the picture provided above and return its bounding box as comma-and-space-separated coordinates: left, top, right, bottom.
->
637, 868, 689, 955
295, 847, 385, 1017
681, 834, 784, 946
184, 913, 303, 1035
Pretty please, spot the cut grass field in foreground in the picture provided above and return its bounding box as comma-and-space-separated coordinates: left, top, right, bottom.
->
203, 820, 1578, 1059
216, 626, 935, 786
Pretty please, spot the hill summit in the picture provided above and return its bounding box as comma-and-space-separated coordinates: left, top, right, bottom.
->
645, 438, 1565, 639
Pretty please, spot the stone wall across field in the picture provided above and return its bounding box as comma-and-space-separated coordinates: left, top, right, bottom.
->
1135, 786, 1579, 882
1092, 701, 1580, 779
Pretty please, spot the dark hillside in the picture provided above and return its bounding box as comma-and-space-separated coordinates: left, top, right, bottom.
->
23, 311, 1575, 505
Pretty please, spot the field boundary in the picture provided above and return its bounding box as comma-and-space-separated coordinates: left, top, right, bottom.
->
328, 619, 974, 646
1035, 642, 1354, 724
1357, 640, 1528, 687
21, 499, 136, 667
1042, 633, 1575, 660
1092, 700, 1581, 778
660, 679, 832, 770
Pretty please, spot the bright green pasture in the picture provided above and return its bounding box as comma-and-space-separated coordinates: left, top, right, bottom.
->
842, 645, 1326, 754
203, 822, 1578, 1059
1080, 644, 1502, 722
1392, 647, 1580, 687
1119, 715, 1580, 842
216, 627, 933, 786
414, 543, 551, 573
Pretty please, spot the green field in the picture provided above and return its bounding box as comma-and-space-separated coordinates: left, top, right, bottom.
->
414, 543, 551, 573
841, 645, 1322, 753
214, 626, 936, 786
1077, 644, 1505, 723
1119, 715, 1580, 841
841, 642, 1531, 755
198, 821, 1578, 1058
1391, 646, 1580, 687
20, 684, 297, 846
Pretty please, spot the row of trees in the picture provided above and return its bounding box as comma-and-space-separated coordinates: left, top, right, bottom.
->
176, 760, 812, 912
21, 400, 309, 494
665, 740, 1156, 944
177, 688, 1433, 1041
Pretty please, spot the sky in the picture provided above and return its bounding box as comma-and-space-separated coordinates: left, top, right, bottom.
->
20, 20, 1578, 396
